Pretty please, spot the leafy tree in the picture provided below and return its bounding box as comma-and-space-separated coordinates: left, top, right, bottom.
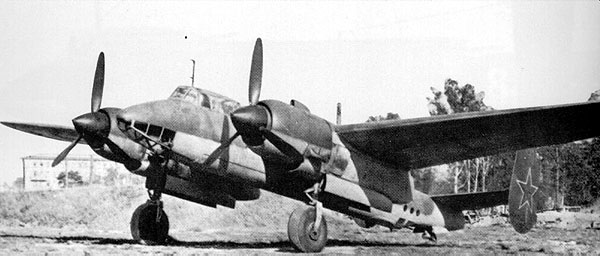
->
57, 170, 84, 188
535, 91, 600, 207
425, 79, 504, 194
103, 167, 119, 186
589, 89, 600, 101
549, 138, 600, 206
366, 112, 400, 122
12, 177, 24, 189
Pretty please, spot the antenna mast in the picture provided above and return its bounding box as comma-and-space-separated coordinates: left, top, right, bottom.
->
190, 59, 196, 87
336, 102, 342, 125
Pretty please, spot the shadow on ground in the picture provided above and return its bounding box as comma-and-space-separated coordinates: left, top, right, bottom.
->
0, 233, 438, 251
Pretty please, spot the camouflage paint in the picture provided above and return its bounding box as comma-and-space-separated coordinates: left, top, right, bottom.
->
116, 86, 466, 232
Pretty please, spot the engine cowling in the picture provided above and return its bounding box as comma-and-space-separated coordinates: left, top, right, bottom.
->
93, 107, 146, 170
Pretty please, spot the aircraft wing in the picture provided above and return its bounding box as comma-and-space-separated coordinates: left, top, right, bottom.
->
1, 122, 85, 144
335, 101, 600, 170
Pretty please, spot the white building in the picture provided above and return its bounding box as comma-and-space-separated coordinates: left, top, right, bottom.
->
21, 155, 135, 191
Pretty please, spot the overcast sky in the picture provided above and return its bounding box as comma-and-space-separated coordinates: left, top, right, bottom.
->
0, 1, 599, 184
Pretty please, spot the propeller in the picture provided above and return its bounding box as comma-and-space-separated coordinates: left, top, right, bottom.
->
91, 52, 105, 112
51, 52, 113, 167
52, 136, 83, 167
203, 38, 303, 167
248, 38, 262, 105
203, 132, 240, 166
202, 38, 263, 166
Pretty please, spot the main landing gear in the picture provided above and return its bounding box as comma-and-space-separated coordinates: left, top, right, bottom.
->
414, 225, 437, 242
130, 155, 170, 245
287, 182, 328, 252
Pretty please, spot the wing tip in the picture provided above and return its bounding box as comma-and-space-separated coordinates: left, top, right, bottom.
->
1, 121, 19, 129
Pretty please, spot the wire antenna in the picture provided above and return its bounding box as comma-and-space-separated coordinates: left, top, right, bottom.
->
190, 59, 196, 87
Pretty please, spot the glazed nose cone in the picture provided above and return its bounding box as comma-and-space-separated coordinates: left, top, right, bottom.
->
72, 112, 110, 138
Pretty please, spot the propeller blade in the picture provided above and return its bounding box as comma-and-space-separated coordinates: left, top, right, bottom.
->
248, 38, 263, 105
52, 135, 83, 167
91, 52, 105, 112
104, 138, 141, 170
260, 128, 303, 164
204, 132, 240, 166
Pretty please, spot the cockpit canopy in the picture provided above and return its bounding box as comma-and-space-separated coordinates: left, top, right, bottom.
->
169, 86, 241, 114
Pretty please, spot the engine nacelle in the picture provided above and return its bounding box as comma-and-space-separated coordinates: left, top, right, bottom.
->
260, 99, 332, 154
232, 99, 353, 182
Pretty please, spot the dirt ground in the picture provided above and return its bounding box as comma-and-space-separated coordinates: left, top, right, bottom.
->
1, 221, 599, 255
2, 187, 599, 255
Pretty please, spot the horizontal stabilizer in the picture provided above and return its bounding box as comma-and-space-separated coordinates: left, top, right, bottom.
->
1, 122, 85, 144
431, 189, 509, 211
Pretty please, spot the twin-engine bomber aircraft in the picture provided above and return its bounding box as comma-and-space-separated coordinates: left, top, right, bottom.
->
3, 38, 600, 252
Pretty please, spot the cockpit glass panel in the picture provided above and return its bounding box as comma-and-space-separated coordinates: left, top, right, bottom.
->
184, 89, 199, 102
168, 86, 240, 114
199, 93, 211, 109
170, 86, 189, 99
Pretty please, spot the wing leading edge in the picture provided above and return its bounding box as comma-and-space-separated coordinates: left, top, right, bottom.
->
1, 122, 85, 144
336, 101, 600, 170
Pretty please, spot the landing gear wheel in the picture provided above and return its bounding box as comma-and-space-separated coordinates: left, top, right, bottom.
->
130, 201, 170, 245
287, 205, 328, 252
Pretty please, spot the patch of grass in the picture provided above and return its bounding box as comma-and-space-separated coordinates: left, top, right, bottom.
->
0, 186, 354, 233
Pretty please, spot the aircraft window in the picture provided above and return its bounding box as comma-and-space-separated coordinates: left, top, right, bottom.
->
170, 87, 189, 99
147, 125, 163, 137
403, 205, 408, 212
134, 122, 149, 133
325, 145, 350, 176
416, 210, 420, 216
410, 208, 414, 214
161, 129, 176, 143
199, 94, 211, 108
184, 89, 199, 102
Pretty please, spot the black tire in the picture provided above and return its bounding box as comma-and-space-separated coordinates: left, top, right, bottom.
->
130, 201, 169, 245
287, 205, 328, 252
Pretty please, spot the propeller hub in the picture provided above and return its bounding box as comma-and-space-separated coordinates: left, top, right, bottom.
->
231, 105, 269, 134
72, 112, 111, 139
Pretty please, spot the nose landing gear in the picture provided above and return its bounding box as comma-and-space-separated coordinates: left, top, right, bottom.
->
130, 200, 170, 245
130, 154, 170, 245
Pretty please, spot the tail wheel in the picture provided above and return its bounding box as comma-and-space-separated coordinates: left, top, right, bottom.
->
287, 205, 328, 252
130, 201, 169, 245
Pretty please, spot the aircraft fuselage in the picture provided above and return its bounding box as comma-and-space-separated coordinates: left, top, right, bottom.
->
116, 86, 462, 232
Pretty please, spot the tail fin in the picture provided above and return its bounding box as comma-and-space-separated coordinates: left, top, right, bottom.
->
508, 149, 542, 233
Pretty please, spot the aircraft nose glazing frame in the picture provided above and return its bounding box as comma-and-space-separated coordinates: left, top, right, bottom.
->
117, 118, 175, 154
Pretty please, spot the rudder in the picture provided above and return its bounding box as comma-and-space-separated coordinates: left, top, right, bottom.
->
508, 149, 542, 233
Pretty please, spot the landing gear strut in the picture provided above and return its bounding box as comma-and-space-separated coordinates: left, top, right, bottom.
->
287, 182, 328, 252
130, 154, 170, 245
